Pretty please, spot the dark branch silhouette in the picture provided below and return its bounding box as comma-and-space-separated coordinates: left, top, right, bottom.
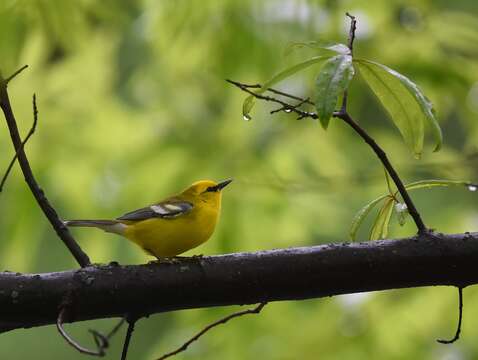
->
0, 94, 38, 193
0, 67, 91, 267
57, 306, 125, 357
57, 306, 107, 356
120, 318, 137, 360
156, 302, 266, 360
5, 64, 28, 85
437, 287, 464, 344
0, 232, 476, 333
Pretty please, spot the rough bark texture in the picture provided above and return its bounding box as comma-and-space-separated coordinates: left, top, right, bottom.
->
1, 232, 477, 333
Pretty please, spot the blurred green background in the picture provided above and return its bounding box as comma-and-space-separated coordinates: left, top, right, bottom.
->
1, 0, 478, 359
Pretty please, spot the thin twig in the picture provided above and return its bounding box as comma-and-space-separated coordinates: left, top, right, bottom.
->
270, 97, 310, 116
5, 65, 28, 85
57, 307, 106, 357
156, 302, 267, 360
226, 79, 318, 120
226, 79, 315, 105
0, 67, 91, 267
88, 318, 126, 352
121, 318, 137, 360
0, 94, 38, 193
437, 287, 464, 344
341, 13, 357, 114
345, 12, 357, 54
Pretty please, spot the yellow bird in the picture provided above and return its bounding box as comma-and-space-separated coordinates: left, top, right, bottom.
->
65, 179, 232, 258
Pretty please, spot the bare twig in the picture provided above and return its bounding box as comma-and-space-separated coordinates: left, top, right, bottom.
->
226, 79, 318, 120
437, 287, 464, 344
228, 79, 427, 234
5, 65, 28, 85
0, 66, 91, 267
0, 94, 38, 193
57, 306, 106, 357
88, 318, 126, 353
345, 12, 357, 54
121, 318, 137, 360
156, 302, 267, 360
341, 13, 357, 113
270, 97, 310, 116
226, 79, 315, 105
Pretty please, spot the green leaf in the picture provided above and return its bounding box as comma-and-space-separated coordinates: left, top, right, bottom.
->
242, 55, 330, 119
369, 197, 395, 240
315, 54, 355, 129
349, 194, 390, 241
355, 59, 442, 157
284, 41, 350, 56
404, 179, 470, 191
242, 96, 255, 120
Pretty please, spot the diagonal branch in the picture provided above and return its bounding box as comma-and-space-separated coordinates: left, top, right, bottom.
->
334, 111, 427, 233
5, 65, 28, 85
0, 67, 91, 267
0, 94, 39, 193
156, 302, 267, 360
228, 79, 427, 233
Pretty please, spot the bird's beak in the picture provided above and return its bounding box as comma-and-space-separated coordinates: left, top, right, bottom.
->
215, 179, 233, 191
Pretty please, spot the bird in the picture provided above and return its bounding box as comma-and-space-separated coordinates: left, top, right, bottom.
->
65, 179, 232, 259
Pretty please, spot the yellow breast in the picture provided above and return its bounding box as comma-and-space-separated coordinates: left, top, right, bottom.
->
123, 204, 219, 257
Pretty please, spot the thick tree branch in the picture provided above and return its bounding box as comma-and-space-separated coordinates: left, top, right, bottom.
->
0, 232, 476, 333
0, 68, 91, 267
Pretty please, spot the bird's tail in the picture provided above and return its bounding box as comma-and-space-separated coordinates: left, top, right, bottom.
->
64, 220, 126, 235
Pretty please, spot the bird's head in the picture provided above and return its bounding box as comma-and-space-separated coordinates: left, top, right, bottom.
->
181, 179, 232, 205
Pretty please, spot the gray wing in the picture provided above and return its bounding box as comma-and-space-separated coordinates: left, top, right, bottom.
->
116, 200, 193, 221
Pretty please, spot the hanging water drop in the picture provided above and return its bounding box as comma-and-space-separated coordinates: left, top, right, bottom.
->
395, 203, 408, 212
284, 108, 292, 113
243, 114, 252, 121
468, 184, 477, 192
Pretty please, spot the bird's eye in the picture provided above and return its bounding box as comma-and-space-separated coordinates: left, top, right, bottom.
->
205, 186, 217, 192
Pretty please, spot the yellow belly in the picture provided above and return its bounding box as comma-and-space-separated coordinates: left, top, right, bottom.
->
122, 207, 218, 257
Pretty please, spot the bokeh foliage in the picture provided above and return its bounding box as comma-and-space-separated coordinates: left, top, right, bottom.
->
1, 0, 478, 359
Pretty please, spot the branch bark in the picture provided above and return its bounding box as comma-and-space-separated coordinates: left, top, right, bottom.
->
0, 232, 476, 333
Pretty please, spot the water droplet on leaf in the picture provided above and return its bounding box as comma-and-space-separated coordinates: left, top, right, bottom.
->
284, 108, 292, 113
468, 185, 477, 192
243, 114, 252, 121
395, 203, 408, 212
